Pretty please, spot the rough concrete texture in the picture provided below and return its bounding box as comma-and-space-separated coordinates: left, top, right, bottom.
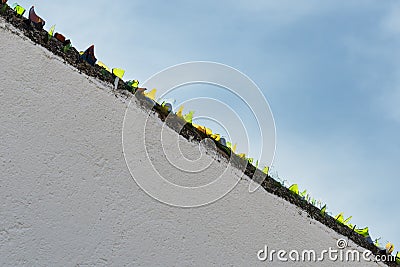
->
0, 18, 387, 266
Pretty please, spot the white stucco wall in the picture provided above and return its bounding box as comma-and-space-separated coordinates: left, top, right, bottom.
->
0, 18, 385, 266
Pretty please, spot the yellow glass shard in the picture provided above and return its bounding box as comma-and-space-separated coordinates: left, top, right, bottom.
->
386, 243, 394, 254
247, 158, 254, 164
131, 80, 139, 89
300, 190, 307, 197
112, 68, 125, 79
396, 252, 400, 264
210, 134, 220, 141
176, 105, 184, 117
262, 166, 269, 174
195, 124, 204, 132
320, 204, 327, 216
79, 51, 84, 55
144, 88, 157, 100
14, 5, 25, 15
343, 216, 352, 225
97, 61, 110, 72
354, 227, 369, 238
48, 25, 55, 38
226, 142, 232, 148
232, 143, 237, 153
335, 213, 344, 224
289, 184, 299, 195
238, 153, 246, 158
196, 125, 212, 135
184, 111, 194, 124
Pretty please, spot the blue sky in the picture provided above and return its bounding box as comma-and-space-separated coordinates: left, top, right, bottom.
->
16, 0, 400, 251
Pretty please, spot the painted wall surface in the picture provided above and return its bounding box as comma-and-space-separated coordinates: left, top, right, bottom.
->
0, 19, 384, 266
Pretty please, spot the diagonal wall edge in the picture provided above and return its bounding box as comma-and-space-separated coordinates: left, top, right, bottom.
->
0, 6, 394, 266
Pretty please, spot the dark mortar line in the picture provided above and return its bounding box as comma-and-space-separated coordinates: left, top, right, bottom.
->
0, 4, 395, 266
